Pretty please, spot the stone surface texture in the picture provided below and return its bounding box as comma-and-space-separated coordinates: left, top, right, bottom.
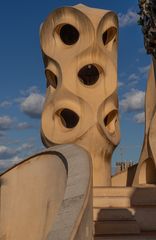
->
0, 145, 93, 240
40, 4, 120, 187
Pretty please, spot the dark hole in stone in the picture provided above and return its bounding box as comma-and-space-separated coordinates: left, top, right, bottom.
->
45, 70, 57, 89
104, 110, 118, 134
102, 27, 117, 45
60, 109, 79, 128
78, 64, 99, 85
59, 24, 79, 45
103, 31, 108, 45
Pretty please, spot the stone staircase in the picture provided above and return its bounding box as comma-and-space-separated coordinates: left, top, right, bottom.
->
94, 233, 156, 240
93, 186, 156, 239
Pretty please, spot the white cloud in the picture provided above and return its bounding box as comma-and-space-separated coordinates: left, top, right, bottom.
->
0, 145, 17, 159
128, 73, 139, 86
0, 116, 14, 130
118, 10, 138, 27
14, 86, 42, 105
139, 64, 150, 75
16, 122, 32, 130
14, 97, 25, 104
0, 141, 35, 173
118, 81, 124, 87
10, 156, 22, 163
120, 89, 145, 112
17, 143, 34, 152
134, 112, 145, 123
0, 156, 22, 173
21, 93, 45, 119
20, 86, 39, 96
0, 142, 34, 160
0, 100, 12, 108
128, 73, 139, 81
129, 80, 139, 86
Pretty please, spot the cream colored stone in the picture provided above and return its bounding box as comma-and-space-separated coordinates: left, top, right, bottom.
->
93, 185, 156, 236
0, 149, 67, 240
40, 4, 120, 187
0, 145, 93, 240
111, 164, 137, 187
93, 186, 135, 197
133, 63, 156, 185
47, 144, 93, 240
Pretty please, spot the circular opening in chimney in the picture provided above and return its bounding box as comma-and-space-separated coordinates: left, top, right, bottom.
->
102, 27, 117, 45
78, 64, 99, 85
59, 108, 79, 128
59, 24, 79, 45
45, 69, 58, 88
104, 110, 118, 134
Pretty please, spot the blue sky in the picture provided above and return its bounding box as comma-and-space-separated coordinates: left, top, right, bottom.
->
0, 0, 151, 173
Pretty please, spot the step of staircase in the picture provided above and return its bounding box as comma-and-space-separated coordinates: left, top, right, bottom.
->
93, 187, 134, 209
94, 231, 156, 240
130, 187, 156, 206
94, 206, 140, 235
93, 187, 134, 197
94, 196, 131, 208
94, 220, 140, 235
93, 207, 135, 221
93, 186, 156, 207
93, 186, 156, 236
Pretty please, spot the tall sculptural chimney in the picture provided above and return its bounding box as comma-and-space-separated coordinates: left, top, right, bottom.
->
40, 4, 120, 187
133, 0, 156, 185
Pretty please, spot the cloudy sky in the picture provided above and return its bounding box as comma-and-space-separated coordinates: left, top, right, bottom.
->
0, 0, 151, 173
